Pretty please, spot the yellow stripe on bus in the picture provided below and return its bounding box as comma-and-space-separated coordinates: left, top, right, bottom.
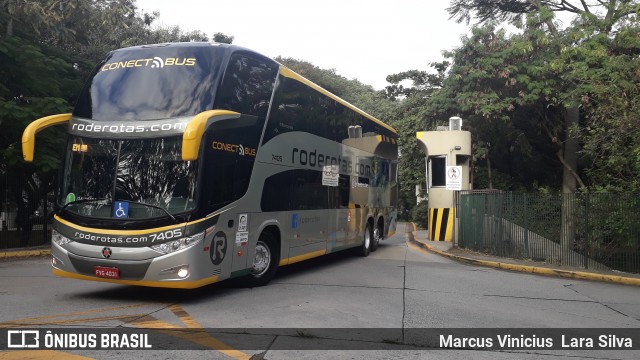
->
54, 215, 186, 236
279, 249, 326, 266
182, 109, 240, 161
53, 211, 226, 236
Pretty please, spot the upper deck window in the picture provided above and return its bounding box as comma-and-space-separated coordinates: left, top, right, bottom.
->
74, 46, 225, 121
216, 53, 277, 118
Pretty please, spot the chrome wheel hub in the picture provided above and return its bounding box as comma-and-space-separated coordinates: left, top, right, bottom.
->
251, 241, 271, 277
374, 228, 382, 244
365, 229, 371, 248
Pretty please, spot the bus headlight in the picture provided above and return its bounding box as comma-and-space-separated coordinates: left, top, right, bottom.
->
150, 231, 204, 254
52, 229, 72, 246
159, 264, 190, 278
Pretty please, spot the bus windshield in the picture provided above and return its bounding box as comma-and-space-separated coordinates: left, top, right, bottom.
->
60, 136, 198, 219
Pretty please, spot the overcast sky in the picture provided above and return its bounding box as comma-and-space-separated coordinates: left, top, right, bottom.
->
135, 0, 471, 90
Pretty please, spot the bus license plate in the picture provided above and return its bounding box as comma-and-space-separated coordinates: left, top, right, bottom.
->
94, 266, 120, 279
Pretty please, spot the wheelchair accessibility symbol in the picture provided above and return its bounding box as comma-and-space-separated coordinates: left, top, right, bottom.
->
113, 201, 129, 219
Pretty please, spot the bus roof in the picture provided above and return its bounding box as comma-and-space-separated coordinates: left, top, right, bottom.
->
107, 42, 397, 134
114, 42, 251, 53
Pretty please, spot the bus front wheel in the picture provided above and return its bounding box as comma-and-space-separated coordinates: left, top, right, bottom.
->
243, 232, 279, 287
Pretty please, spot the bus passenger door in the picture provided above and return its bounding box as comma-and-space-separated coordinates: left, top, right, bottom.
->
288, 210, 328, 261
347, 174, 369, 246
286, 170, 328, 261
328, 174, 350, 252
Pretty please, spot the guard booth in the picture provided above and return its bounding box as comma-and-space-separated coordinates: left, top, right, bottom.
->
416, 117, 471, 242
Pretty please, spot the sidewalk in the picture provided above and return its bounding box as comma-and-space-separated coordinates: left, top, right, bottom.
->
410, 226, 640, 287
0, 245, 50, 259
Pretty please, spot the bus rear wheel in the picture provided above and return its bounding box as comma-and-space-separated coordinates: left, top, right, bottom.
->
371, 225, 382, 252
242, 232, 279, 287
356, 223, 372, 257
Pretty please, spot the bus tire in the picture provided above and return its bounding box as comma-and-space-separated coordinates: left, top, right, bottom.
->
371, 224, 382, 252
357, 223, 372, 257
243, 232, 279, 287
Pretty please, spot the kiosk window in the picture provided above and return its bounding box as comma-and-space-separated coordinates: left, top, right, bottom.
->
430, 156, 446, 187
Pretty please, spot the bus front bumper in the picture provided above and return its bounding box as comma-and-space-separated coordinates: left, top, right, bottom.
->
50, 241, 219, 289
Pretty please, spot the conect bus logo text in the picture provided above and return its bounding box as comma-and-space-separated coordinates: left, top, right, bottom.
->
101, 57, 196, 72
212, 141, 257, 157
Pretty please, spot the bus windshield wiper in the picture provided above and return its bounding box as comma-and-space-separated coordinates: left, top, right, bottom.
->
61, 198, 177, 223
121, 200, 177, 223
60, 198, 108, 213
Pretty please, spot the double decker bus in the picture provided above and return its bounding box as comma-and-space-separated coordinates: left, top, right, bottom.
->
22, 42, 398, 289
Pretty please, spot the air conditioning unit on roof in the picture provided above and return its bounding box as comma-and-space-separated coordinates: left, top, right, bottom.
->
449, 116, 462, 131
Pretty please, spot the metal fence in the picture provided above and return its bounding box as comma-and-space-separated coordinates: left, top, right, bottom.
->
458, 191, 640, 274
1, 194, 53, 250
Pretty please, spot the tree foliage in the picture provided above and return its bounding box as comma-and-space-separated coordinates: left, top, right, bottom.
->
560, 18, 640, 190
387, 0, 639, 199
213, 32, 234, 44
448, 0, 640, 32
0, 0, 232, 239
383, 62, 453, 209
434, 21, 566, 190
444, 0, 640, 191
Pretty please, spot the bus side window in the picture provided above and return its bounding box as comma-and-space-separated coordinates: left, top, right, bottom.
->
201, 116, 264, 213
216, 53, 277, 118
261, 170, 329, 212
263, 76, 338, 145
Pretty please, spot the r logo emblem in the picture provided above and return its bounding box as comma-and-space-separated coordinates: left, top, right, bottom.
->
210, 231, 227, 265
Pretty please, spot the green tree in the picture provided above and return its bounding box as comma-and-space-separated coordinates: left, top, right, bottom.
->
213, 32, 234, 44
1, 0, 77, 37
0, 35, 77, 243
557, 18, 640, 191
428, 23, 563, 191
384, 62, 459, 210
0, 0, 232, 244
447, 0, 640, 192
446, 0, 640, 251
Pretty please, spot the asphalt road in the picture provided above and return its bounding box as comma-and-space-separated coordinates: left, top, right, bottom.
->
0, 223, 638, 359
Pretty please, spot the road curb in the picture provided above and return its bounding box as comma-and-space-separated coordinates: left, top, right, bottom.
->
0, 248, 51, 259
409, 229, 640, 287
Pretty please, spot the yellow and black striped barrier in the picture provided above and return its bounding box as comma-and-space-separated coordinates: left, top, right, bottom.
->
429, 208, 454, 242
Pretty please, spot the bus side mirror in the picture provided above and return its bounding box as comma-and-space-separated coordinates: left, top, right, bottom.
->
182, 110, 241, 161
22, 113, 72, 162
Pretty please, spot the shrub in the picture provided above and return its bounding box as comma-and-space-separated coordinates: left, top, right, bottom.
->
410, 201, 429, 229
